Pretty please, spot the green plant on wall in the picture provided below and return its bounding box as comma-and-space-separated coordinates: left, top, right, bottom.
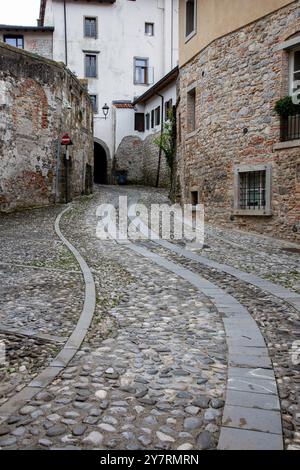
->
274, 96, 300, 116
154, 108, 177, 199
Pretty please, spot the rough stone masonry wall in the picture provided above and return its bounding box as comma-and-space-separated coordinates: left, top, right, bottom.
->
177, 0, 300, 242
0, 42, 93, 212
115, 133, 170, 188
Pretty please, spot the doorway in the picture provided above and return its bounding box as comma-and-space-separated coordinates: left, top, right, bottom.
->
94, 141, 108, 184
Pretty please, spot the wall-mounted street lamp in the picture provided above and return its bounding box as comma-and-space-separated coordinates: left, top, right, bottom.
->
101, 103, 110, 120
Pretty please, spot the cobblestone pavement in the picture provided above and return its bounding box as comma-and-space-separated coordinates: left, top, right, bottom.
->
0, 207, 84, 405
0, 186, 299, 450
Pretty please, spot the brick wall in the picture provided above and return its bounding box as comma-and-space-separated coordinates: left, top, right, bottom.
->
0, 42, 93, 212
177, 1, 300, 242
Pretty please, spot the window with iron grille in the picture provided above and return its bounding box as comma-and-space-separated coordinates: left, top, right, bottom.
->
84, 17, 97, 38
234, 165, 272, 216
239, 171, 266, 210
281, 113, 300, 141
4, 35, 24, 49
89, 94, 98, 114
85, 54, 97, 78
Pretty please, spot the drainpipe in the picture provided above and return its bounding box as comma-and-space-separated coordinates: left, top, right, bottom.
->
156, 93, 165, 188
63, 0, 68, 66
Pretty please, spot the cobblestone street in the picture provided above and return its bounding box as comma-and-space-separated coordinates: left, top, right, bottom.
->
0, 186, 299, 450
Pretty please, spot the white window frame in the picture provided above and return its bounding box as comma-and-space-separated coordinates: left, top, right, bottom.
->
289, 47, 300, 97
185, 0, 197, 42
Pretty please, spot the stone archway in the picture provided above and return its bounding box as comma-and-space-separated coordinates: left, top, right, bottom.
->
93, 138, 111, 184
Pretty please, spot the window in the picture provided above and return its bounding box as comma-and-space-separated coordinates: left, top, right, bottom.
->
145, 22, 154, 36
151, 109, 155, 128
85, 54, 97, 78
4, 35, 24, 49
289, 48, 300, 97
84, 17, 97, 38
155, 106, 161, 126
187, 87, 196, 133
185, 0, 196, 40
134, 113, 145, 132
89, 95, 98, 114
145, 113, 150, 130
165, 99, 173, 121
134, 58, 153, 85
234, 165, 272, 215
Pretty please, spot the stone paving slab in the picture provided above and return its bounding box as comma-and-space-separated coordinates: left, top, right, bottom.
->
222, 405, 282, 434
228, 353, 272, 369
226, 390, 280, 411
218, 427, 283, 450
227, 376, 278, 395
227, 367, 276, 381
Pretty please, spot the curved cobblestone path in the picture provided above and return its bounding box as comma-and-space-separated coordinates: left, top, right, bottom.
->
0, 186, 299, 450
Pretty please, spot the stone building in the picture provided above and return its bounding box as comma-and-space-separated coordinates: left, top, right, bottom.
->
0, 42, 94, 212
38, 0, 179, 184
177, 0, 300, 241
114, 66, 178, 187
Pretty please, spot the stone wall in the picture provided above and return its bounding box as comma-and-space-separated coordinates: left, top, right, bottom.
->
0, 42, 93, 212
114, 133, 170, 188
177, 1, 300, 242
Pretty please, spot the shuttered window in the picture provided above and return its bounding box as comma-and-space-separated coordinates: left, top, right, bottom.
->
155, 106, 161, 126
84, 17, 97, 38
85, 54, 97, 78
134, 113, 145, 132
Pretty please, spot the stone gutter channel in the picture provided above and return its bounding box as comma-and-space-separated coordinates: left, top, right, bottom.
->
0, 206, 96, 425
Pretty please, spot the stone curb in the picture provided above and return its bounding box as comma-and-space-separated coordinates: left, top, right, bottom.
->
0, 206, 96, 423
155, 238, 300, 314
127, 200, 300, 313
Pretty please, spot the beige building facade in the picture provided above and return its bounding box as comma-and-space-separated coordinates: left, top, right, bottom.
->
177, 0, 300, 241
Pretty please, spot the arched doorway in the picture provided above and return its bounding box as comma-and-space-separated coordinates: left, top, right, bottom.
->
94, 141, 108, 184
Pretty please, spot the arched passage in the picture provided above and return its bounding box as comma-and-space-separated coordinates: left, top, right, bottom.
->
94, 141, 108, 184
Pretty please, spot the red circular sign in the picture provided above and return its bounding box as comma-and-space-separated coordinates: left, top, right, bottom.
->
61, 133, 71, 146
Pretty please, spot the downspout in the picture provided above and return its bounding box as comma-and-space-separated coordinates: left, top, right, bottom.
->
156, 93, 165, 188
63, 0, 68, 66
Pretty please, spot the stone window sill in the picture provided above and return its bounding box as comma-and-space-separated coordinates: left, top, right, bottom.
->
234, 209, 272, 217
273, 140, 300, 150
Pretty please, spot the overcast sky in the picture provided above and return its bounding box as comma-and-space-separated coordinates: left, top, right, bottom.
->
0, 0, 41, 26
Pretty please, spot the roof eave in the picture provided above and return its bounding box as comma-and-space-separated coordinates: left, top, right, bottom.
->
132, 66, 179, 106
